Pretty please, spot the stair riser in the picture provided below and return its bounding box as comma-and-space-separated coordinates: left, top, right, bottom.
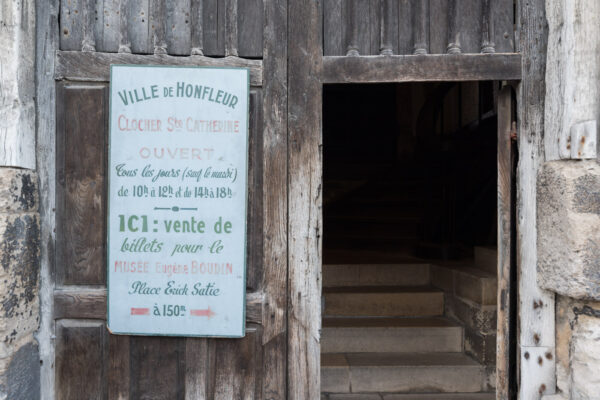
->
324, 292, 444, 317
321, 365, 485, 393
323, 264, 430, 287
321, 327, 463, 353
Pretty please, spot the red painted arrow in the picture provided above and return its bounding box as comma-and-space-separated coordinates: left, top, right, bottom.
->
190, 307, 216, 318
131, 307, 150, 315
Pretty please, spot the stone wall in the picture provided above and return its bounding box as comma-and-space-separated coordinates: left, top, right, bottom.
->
0, 1, 40, 399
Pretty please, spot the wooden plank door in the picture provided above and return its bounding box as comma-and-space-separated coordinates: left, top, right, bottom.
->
49, 1, 288, 398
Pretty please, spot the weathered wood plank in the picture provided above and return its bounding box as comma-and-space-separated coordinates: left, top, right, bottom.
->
496, 85, 513, 399
213, 327, 261, 399
118, 0, 131, 52
166, 0, 192, 55
184, 338, 209, 399
246, 90, 264, 291
493, 0, 514, 53
322, 54, 522, 83
324, 0, 343, 56
190, 0, 203, 55
130, 337, 184, 399
429, 0, 448, 54
100, 0, 121, 52
413, 0, 429, 54
56, 320, 106, 400
288, 0, 322, 398
55, 51, 263, 86
459, 0, 482, 53
56, 84, 107, 285
517, 0, 556, 397
127, 0, 150, 54
344, 0, 359, 55
53, 288, 262, 323
108, 334, 130, 399
202, 0, 225, 56
82, 0, 97, 51
60, 0, 84, 50
481, 0, 495, 53
447, 0, 461, 53
237, 0, 263, 58
380, 0, 398, 55
398, 0, 414, 55
261, 0, 288, 398
224, 0, 238, 56
149, 0, 167, 54
368, 0, 381, 55
37, 0, 60, 396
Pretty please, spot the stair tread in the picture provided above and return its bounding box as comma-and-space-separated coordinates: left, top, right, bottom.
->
321, 352, 480, 367
323, 393, 495, 399
322, 317, 459, 329
324, 285, 442, 294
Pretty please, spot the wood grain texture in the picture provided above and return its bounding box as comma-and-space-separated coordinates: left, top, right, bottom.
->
190, 0, 203, 55
127, 0, 150, 54
37, 1, 60, 397
496, 85, 513, 399
322, 54, 522, 83
324, 0, 343, 55
447, 0, 461, 54
246, 90, 264, 291
202, 0, 224, 56
237, 0, 263, 58
493, 0, 514, 53
81, 0, 97, 51
398, 0, 414, 55
149, 0, 167, 54
55, 51, 263, 86
413, 0, 429, 54
56, 320, 106, 400
429, 0, 448, 54
56, 84, 107, 285
288, 0, 322, 398
60, 0, 84, 50
184, 338, 209, 399
517, 0, 556, 398
261, 0, 288, 398
166, 0, 192, 55
130, 336, 184, 399
108, 334, 130, 399
380, 0, 398, 55
225, 0, 238, 56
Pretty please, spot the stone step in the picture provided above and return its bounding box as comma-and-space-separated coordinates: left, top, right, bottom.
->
321, 317, 463, 353
323, 264, 430, 287
321, 352, 486, 393
323, 286, 444, 317
431, 264, 497, 306
322, 393, 495, 400
474, 246, 497, 275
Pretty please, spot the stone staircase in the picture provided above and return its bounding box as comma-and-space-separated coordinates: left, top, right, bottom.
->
321, 251, 497, 399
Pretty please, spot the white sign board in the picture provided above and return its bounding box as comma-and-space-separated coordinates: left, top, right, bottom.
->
107, 65, 249, 337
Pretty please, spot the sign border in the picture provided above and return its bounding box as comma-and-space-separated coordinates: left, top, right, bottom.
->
106, 64, 251, 338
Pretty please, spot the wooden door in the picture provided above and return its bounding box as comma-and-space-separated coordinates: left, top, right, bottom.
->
46, 1, 289, 398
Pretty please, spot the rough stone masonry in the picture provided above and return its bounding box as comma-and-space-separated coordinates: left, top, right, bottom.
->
0, 0, 40, 399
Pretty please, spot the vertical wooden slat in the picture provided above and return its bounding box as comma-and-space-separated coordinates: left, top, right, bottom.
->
262, 0, 288, 398
380, 0, 397, 55
496, 85, 513, 399
288, 0, 322, 398
130, 337, 184, 399
225, 0, 238, 56
493, 0, 514, 53
413, 0, 429, 54
57, 85, 107, 286
246, 90, 264, 292
369, 0, 381, 55
190, 0, 203, 55
429, 0, 448, 54
56, 320, 106, 400
398, 0, 413, 55
481, 0, 495, 53
324, 0, 343, 56
237, 0, 263, 58
149, 0, 167, 54
166, 0, 192, 55
100, 0, 120, 52
60, 0, 84, 50
81, 0, 97, 51
459, 0, 482, 53
447, 0, 461, 54
127, 0, 150, 53
184, 338, 209, 399
108, 334, 130, 400
345, 0, 360, 55
203, 0, 224, 56
117, 0, 131, 52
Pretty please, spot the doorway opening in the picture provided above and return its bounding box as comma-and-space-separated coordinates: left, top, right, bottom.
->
321, 82, 500, 398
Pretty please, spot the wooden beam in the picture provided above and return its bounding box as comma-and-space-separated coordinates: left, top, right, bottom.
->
288, 0, 322, 398
55, 51, 263, 86
53, 289, 263, 324
322, 53, 522, 83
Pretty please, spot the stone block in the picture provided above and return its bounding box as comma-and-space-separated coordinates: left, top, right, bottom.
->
445, 295, 496, 335
464, 326, 496, 365
537, 161, 600, 300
